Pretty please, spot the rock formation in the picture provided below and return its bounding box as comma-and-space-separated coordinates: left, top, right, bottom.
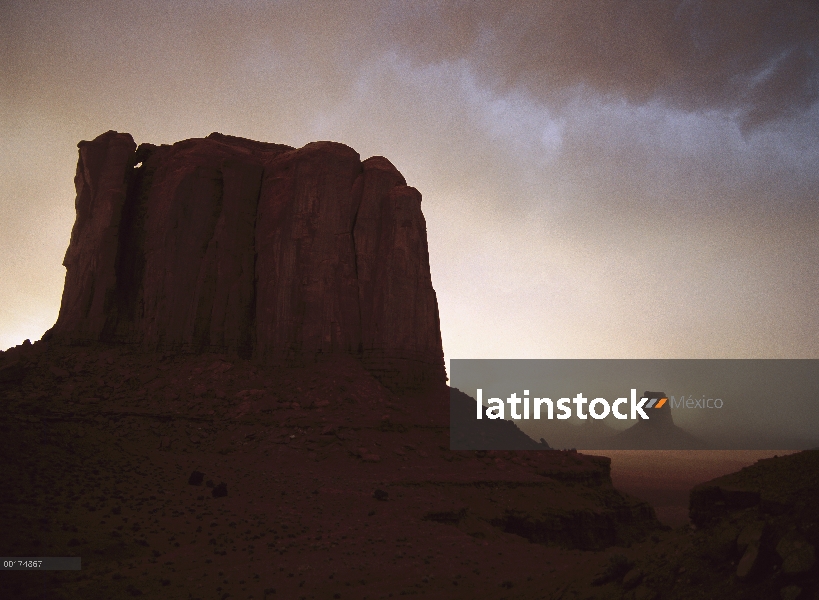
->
48, 131, 445, 389
449, 387, 551, 450
605, 391, 705, 450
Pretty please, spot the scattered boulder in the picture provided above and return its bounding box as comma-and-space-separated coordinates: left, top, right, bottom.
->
423, 508, 468, 525
633, 585, 659, 600
0, 361, 25, 384
698, 522, 740, 562
736, 541, 761, 579
49, 365, 70, 379
188, 471, 204, 486
780, 585, 802, 600
690, 485, 761, 526
212, 483, 227, 498
737, 521, 766, 553
373, 489, 388, 501
776, 531, 816, 574
591, 554, 635, 585
622, 567, 642, 590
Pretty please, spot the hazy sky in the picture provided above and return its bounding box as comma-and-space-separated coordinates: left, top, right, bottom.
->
2, 1, 818, 369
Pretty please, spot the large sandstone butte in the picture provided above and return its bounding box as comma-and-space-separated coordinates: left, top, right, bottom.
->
48, 131, 445, 389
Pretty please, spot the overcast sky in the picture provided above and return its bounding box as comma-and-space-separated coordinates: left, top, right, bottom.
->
2, 1, 818, 370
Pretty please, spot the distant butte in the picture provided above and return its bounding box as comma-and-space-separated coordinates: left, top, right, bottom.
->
47, 131, 446, 390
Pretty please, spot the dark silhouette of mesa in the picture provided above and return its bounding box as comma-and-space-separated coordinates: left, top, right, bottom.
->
588, 391, 706, 450
1, 132, 816, 600
47, 131, 445, 391
604, 391, 707, 450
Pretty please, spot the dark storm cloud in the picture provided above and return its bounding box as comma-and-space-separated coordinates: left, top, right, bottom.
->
6, 1, 815, 130
386, 0, 819, 129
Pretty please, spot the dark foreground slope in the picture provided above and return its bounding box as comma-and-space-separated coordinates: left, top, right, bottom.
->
1, 340, 661, 600
13, 348, 814, 600
450, 387, 551, 450
554, 450, 819, 600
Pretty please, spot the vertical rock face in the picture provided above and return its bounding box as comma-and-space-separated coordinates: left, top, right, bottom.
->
253, 142, 362, 360
353, 157, 444, 386
57, 131, 137, 341
50, 131, 446, 389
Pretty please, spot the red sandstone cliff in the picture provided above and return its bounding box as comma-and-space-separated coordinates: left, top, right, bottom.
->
50, 131, 445, 389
